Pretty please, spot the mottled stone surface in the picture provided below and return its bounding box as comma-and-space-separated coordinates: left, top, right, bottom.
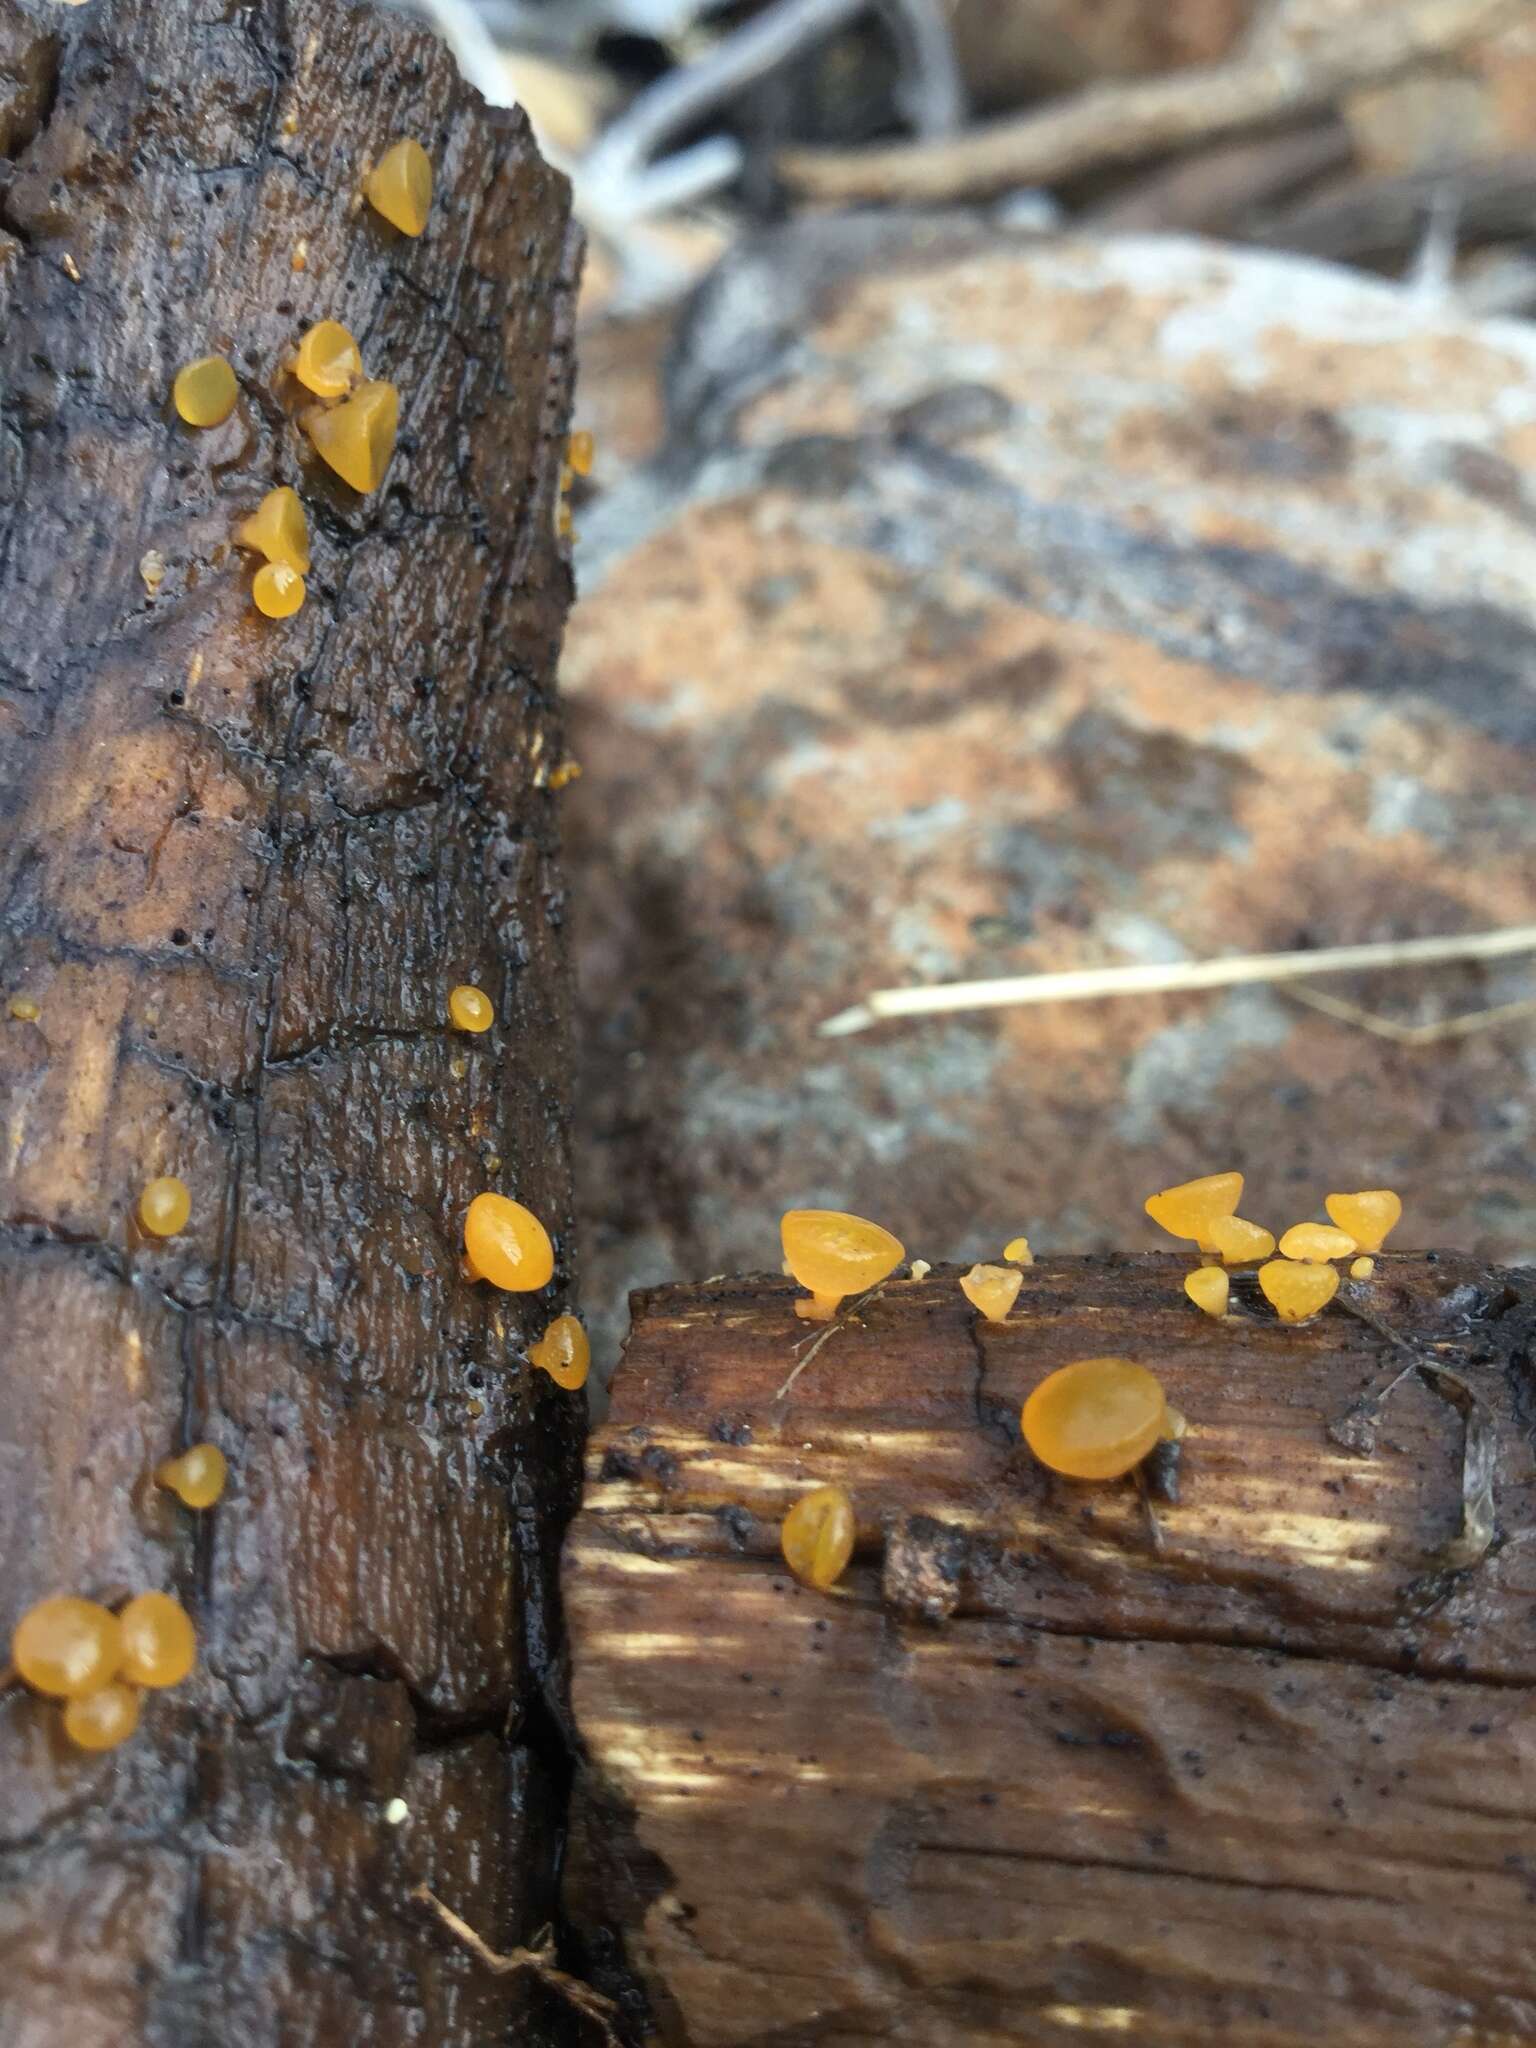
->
565, 223, 1536, 1375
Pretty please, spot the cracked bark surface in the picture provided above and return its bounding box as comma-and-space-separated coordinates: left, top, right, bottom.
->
566, 1254, 1536, 2045
0, 1, 583, 2041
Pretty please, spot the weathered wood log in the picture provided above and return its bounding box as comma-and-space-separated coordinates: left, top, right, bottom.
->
566, 1255, 1536, 2046
0, 2, 584, 2041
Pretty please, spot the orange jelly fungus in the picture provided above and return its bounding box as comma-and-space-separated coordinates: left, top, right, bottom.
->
1278, 1222, 1357, 1264
448, 985, 494, 1033
305, 379, 399, 494
960, 1262, 1023, 1323
173, 354, 238, 426
1002, 1235, 1034, 1265
567, 430, 595, 477
1022, 1358, 1167, 1481
1184, 1266, 1229, 1318
780, 1484, 855, 1592
780, 1209, 905, 1322
1258, 1258, 1339, 1323
156, 1443, 227, 1509
1144, 1172, 1242, 1248
253, 562, 305, 618
1206, 1215, 1274, 1264
1350, 1256, 1376, 1280
117, 1592, 196, 1690
463, 1193, 555, 1292
138, 1175, 191, 1238
1326, 1190, 1402, 1254
237, 486, 310, 574
293, 319, 362, 399
529, 1314, 589, 1390
8, 994, 39, 1021
12, 1597, 121, 1699
364, 138, 432, 235
63, 1681, 142, 1753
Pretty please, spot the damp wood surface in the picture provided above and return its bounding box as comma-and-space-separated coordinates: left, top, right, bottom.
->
565, 1253, 1536, 2047
0, 2, 584, 2043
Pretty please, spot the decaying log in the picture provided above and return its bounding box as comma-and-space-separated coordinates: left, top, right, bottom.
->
0, 2, 584, 2042
566, 1255, 1536, 2046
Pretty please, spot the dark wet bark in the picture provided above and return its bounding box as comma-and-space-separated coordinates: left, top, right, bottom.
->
0, 1, 584, 2040
567, 1254, 1536, 2047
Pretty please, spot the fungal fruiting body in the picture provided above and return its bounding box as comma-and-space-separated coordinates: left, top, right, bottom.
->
463, 1193, 554, 1292
529, 1314, 589, 1390
8, 995, 39, 1021
448, 985, 494, 1034
12, 1596, 121, 1699
1144, 1172, 1242, 1250
1002, 1236, 1033, 1265
156, 1443, 227, 1509
293, 320, 362, 399
253, 562, 305, 618
1022, 1358, 1167, 1480
117, 1592, 195, 1689
1258, 1258, 1339, 1323
138, 1175, 190, 1238
1184, 1266, 1229, 1318
1206, 1215, 1275, 1264
567, 430, 595, 477
780, 1484, 855, 1592
780, 1208, 905, 1321
1278, 1222, 1357, 1264
305, 380, 399, 493
238, 486, 310, 574
1350, 1256, 1376, 1280
63, 1682, 142, 1753
173, 354, 237, 426
1325, 1189, 1402, 1253
365, 139, 432, 235
960, 1263, 1023, 1323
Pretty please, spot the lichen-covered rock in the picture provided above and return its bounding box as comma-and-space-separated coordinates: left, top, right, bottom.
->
566, 223, 1536, 1365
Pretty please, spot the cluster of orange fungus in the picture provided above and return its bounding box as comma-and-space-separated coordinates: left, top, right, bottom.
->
156, 1443, 227, 1509
1143, 1171, 1242, 1249
448, 984, 494, 1034
960, 1262, 1023, 1323
305, 378, 399, 494
780, 1484, 855, 1592
1206, 1215, 1274, 1264
463, 1193, 554, 1293
1258, 1258, 1338, 1323
12, 1597, 121, 1699
293, 319, 362, 399
780, 1208, 904, 1322
238, 486, 310, 574
529, 1314, 590, 1391
1279, 1221, 1357, 1263
253, 561, 305, 618
365, 138, 433, 236
1184, 1266, 1229, 1318
118, 1592, 196, 1689
1022, 1358, 1167, 1481
1326, 1189, 1402, 1253
138, 1175, 191, 1238
173, 353, 238, 426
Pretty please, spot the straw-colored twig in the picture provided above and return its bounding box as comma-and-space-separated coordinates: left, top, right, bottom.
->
1282, 984, 1536, 1046
818, 925, 1536, 1037
412, 1886, 621, 2043
775, 1282, 890, 1401
778, 0, 1524, 204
